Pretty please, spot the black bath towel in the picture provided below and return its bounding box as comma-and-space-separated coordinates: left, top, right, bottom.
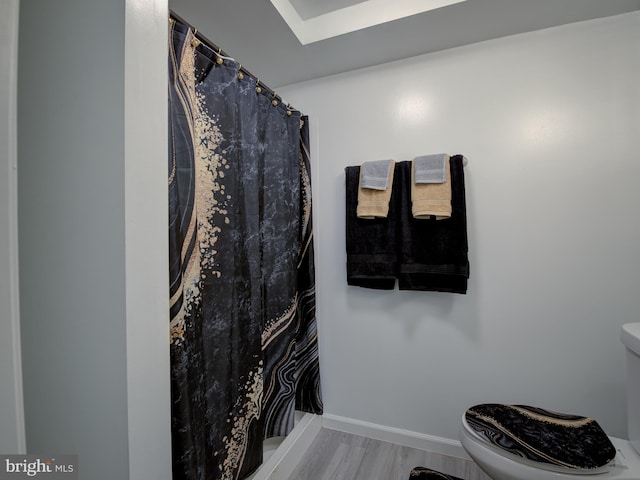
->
397, 156, 469, 293
345, 164, 400, 289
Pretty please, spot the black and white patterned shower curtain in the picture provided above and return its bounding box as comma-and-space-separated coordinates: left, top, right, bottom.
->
168, 18, 322, 480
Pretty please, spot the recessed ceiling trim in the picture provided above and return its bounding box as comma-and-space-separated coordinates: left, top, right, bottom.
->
270, 0, 468, 45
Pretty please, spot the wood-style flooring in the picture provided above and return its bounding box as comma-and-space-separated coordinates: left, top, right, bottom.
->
287, 428, 492, 480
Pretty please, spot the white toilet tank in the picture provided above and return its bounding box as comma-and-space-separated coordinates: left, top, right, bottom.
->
621, 323, 640, 456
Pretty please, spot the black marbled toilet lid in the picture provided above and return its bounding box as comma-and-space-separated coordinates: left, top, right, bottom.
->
465, 404, 616, 471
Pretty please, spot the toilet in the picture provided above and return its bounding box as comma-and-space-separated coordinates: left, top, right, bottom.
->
460, 323, 640, 480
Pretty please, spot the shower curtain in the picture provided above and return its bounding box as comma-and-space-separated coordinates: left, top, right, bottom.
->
168, 18, 322, 480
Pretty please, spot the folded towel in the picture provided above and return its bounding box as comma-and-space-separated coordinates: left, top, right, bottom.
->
411, 155, 451, 220
414, 154, 447, 184
360, 159, 394, 190
346, 164, 399, 289
357, 160, 396, 219
398, 156, 469, 294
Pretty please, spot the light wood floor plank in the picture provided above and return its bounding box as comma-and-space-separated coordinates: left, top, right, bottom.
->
354, 437, 398, 479
326, 431, 369, 480
287, 428, 492, 480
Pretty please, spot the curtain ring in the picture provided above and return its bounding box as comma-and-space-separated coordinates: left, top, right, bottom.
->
256, 79, 262, 94
190, 29, 200, 48
238, 65, 244, 80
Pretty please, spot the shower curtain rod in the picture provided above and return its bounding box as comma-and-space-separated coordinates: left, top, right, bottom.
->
170, 11, 289, 108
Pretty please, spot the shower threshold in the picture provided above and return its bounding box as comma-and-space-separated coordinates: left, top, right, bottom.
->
248, 411, 321, 480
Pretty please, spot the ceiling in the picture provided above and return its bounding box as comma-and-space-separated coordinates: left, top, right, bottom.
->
268, 0, 468, 44
289, 0, 368, 21
169, 0, 640, 88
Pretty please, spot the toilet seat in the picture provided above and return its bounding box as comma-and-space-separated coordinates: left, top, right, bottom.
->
464, 404, 616, 475
461, 416, 613, 476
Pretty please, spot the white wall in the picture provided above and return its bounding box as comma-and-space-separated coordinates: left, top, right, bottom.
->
0, 0, 25, 454
124, 1, 172, 479
281, 12, 640, 441
17, 1, 171, 479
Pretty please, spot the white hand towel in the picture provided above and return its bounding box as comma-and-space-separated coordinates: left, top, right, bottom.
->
414, 154, 447, 184
357, 160, 396, 219
359, 159, 394, 190
412, 155, 451, 220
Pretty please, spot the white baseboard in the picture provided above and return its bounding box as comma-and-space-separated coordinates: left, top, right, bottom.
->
321, 414, 471, 461
250, 412, 322, 480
